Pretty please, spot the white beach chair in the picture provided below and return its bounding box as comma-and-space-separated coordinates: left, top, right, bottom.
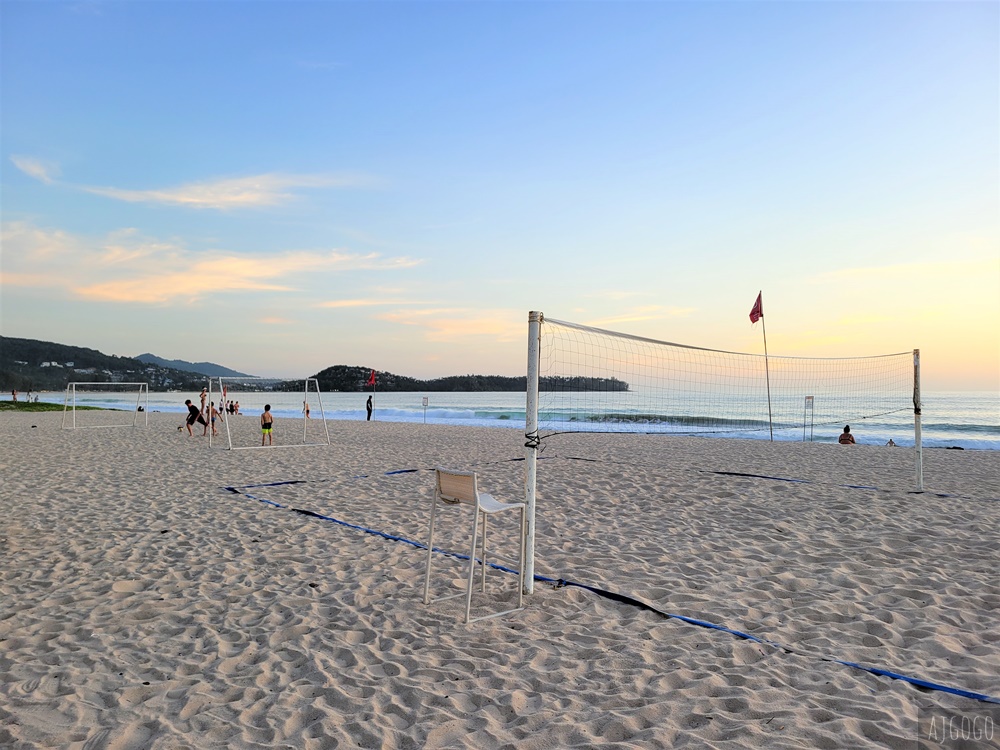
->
422, 468, 526, 624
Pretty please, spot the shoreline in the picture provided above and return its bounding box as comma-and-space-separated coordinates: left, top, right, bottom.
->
10, 391, 1000, 451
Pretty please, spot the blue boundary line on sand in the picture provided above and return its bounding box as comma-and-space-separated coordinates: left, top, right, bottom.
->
222, 476, 1000, 706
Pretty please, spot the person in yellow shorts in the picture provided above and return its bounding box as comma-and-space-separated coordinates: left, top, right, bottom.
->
261, 404, 274, 446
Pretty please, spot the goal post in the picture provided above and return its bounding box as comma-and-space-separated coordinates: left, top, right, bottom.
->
211, 376, 330, 450
61, 382, 149, 429
523, 311, 923, 589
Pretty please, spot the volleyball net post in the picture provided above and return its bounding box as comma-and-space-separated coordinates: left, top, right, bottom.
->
523, 311, 543, 595
914, 349, 923, 491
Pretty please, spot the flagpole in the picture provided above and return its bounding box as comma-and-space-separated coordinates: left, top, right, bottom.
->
750, 290, 774, 441
760, 299, 774, 441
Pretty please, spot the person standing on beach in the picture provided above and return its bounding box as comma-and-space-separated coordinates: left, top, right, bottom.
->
209, 401, 223, 437
261, 404, 274, 446
303, 401, 311, 419
366, 395, 373, 421
184, 399, 208, 436
839, 425, 856, 445
199, 387, 208, 413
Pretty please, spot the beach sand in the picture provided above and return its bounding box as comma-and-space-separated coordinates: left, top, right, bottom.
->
2, 411, 998, 749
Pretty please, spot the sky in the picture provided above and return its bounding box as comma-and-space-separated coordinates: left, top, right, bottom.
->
1, 1, 997, 391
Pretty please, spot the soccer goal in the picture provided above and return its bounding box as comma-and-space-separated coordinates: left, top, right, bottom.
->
521, 311, 923, 591
61, 382, 149, 429
212, 377, 330, 450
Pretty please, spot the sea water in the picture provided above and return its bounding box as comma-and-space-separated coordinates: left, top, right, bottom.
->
37, 389, 999, 450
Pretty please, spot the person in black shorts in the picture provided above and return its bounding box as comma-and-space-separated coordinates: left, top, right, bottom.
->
184, 399, 208, 436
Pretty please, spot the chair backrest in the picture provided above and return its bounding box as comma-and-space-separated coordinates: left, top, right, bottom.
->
436, 468, 478, 506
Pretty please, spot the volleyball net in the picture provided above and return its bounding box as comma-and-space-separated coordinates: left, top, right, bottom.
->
534, 316, 916, 442
521, 311, 923, 592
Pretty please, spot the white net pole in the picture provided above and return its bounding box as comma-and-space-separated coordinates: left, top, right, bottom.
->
524, 310, 542, 595
914, 349, 923, 491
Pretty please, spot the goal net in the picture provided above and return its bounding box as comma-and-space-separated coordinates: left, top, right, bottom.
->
61, 382, 149, 429
212, 377, 330, 450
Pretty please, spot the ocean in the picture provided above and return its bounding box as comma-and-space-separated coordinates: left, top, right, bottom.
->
38, 388, 1000, 450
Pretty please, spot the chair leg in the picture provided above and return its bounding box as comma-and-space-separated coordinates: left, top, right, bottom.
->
464, 508, 480, 624
516, 507, 525, 609
422, 499, 439, 605
480, 513, 488, 593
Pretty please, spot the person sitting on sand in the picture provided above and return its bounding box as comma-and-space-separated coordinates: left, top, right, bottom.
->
261, 404, 274, 446
839, 425, 856, 445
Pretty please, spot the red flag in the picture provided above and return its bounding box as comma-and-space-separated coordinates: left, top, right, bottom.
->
749, 292, 763, 323
366, 370, 376, 387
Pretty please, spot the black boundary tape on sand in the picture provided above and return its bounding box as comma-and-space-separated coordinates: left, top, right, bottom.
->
222, 467, 999, 706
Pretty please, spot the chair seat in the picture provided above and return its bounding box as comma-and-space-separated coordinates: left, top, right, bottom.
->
477, 493, 525, 515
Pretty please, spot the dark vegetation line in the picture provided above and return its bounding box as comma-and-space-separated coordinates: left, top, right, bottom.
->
0, 336, 629, 393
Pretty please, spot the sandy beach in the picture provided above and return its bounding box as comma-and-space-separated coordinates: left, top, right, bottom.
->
2, 410, 998, 749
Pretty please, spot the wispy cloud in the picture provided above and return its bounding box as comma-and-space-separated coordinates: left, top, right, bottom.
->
259, 317, 296, 325
9, 156, 377, 209
11, 155, 60, 184
584, 305, 696, 329
82, 173, 375, 210
1, 221, 421, 304
377, 307, 523, 343
813, 257, 998, 284
318, 297, 423, 309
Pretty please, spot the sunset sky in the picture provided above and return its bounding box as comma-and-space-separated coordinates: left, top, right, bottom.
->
2, 1, 997, 390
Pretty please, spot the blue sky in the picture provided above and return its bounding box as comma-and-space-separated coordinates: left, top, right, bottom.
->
2, 0, 997, 389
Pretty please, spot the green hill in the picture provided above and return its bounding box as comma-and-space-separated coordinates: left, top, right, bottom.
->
0, 337, 214, 391
1, 336, 629, 393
